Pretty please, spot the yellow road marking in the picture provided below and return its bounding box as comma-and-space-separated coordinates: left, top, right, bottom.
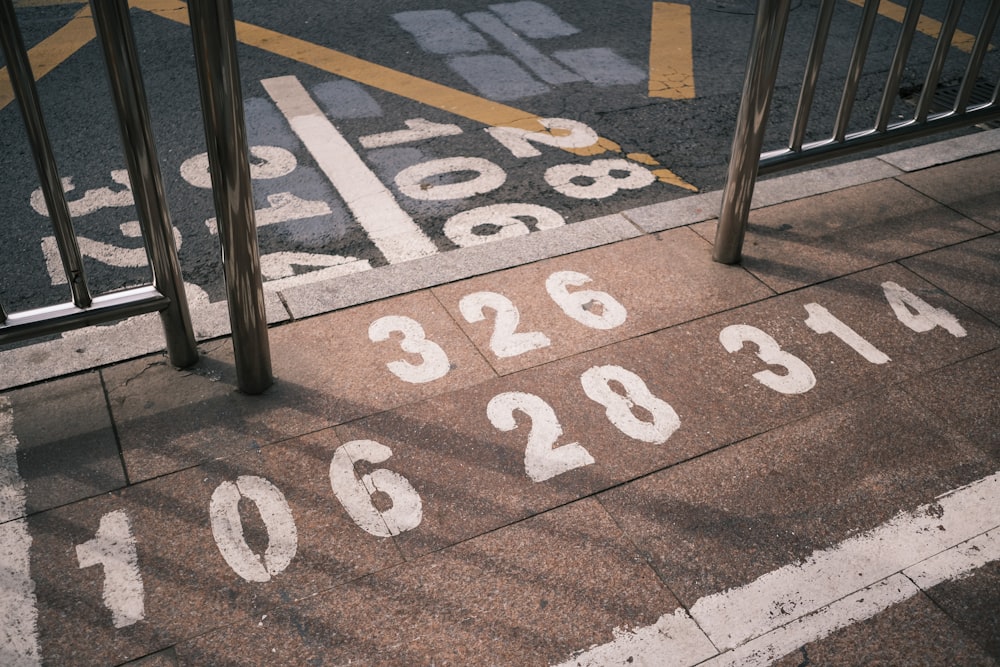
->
846, 0, 983, 53
13, 0, 85, 6
133, 0, 697, 191
648, 2, 695, 99
2, 0, 696, 192
0, 4, 94, 111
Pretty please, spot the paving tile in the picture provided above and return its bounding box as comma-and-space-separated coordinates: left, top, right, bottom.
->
613, 262, 1000, 451
174, 498, 680, 666
897, 153, 1000, 231
106, 291, 495, 481
27, 431, 401, 666
104, 341, 333, 482
770, 593, 998, 667
923, 563, 1000, 662
691, 178, 991, 292
903, 348, 1000, 463
4, 371, 125, 513
337, 266, 1000, 558
902, 234, 1000, 326
330, 357, 704, 559
330, 263, 1000, 559
431, 228, 774, 374
597, 387, 993, 608
269, 289, 494, 418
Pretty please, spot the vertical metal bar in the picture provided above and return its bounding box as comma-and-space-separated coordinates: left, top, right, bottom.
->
187, 0, 272, 395
953, 1, 1000, 112
876, 0, 924, 131
88, 0, 198, 368
832, 0, 880, 141
915, 0, 965, 121
0, 0, 92, 308
714, 0, 792, 264
789, 0, 836, 151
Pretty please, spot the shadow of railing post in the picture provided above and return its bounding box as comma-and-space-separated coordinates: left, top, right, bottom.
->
187, 0, 273, 395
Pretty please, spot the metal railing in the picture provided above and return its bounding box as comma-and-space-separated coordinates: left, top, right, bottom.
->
0, 0, 271, 393
714, 0, 1000, 264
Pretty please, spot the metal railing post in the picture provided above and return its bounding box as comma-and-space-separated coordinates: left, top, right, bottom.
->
88, 0, 198, 367
1, 0, 92, 309
187, 0, 272, 395
714, 0, 792, 264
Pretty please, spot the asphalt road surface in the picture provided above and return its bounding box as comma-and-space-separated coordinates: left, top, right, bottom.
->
1, 0, 997, 318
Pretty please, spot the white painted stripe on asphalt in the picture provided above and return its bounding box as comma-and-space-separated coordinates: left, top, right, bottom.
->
699, 574, 920, 667
261, 75, 438, 265
690, 471, 999, 650
555, 471, 1000, 666
904, 525, 1000, 590
0, 397, 42, 666
555, 608, 716, 667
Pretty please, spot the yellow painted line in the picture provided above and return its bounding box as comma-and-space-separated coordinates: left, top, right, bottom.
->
846, 0, 982, 53
13, 0, 85, 7
648, 2, 695, 99
0, 4, 95, 111
133, 0, 697, 191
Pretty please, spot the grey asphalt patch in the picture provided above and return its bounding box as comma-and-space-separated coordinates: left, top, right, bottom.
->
447, 53, 552, 100
392, 9, 489, 54
489, 1, 581, 39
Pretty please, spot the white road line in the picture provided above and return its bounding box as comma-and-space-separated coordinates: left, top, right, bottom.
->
0, 396, 41, 667
555, 471, 1000, 667
261, 75, 438, 265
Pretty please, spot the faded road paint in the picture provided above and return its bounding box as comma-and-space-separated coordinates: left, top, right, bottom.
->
130, 0, 697, 191
648, 2, 695, 99
556, 470, 1000, 666
262, 75, 438, 264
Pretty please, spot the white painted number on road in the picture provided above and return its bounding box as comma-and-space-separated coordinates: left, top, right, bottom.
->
460, 291, 551, 358
329, 440, 423, 537
180, 145, 298, 189
719, 325, 817, 395
443, 203, 564, 247
545, 158, 655, 199
210, 476, 298, 583
75, 510, 145, 628
804, 303, 890, 364
882, 281, 967, 338
488, 392, 594, 482
395, 156, 507, 201
30, 169, 133, 217
486, 117, 599, 158
359, 117, 463, 149
546, 270, 627, 330
581, 365, 680, 444
369, 315, 452, 383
